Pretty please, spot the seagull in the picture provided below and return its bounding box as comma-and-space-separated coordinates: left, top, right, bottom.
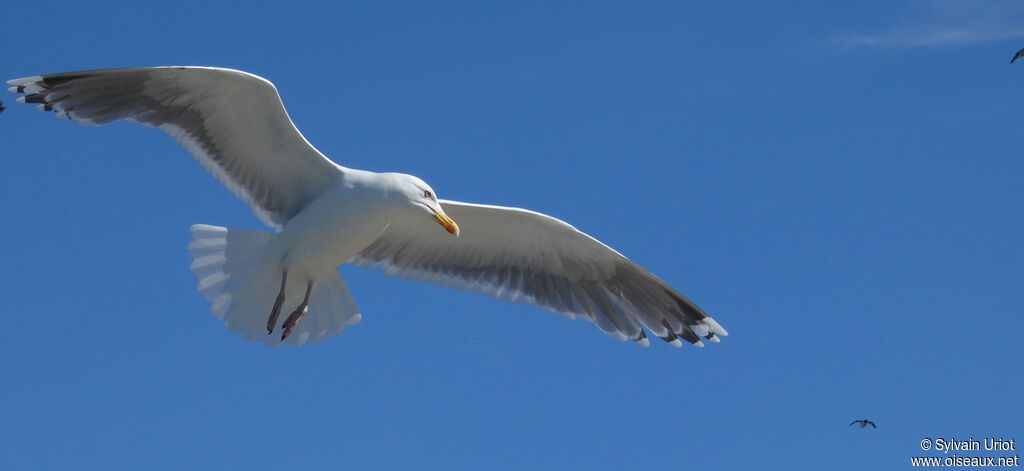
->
849, 420, 876, 429
7, 66, 727, 348
1013, 47, 1024, 63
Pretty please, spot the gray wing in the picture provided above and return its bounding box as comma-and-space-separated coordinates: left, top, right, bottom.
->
351, 200, 727, 347
7, 66, 342, 228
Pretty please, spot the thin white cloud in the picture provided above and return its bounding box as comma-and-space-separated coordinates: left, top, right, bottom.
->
834, 1, 1024, 49
838, 24, 1024, 49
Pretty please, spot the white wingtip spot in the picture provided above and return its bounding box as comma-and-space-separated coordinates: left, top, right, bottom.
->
707, 335, 721, 343
703, 317, 728, 336
637, 337, 650, 347
190, 224, 228, 234
693, 339, 705, 348
16, 97, 26, 104
669, 339, 683, 348
7, 75, 40, 86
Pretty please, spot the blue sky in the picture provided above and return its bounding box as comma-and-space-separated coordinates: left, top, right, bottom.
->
1, 1, 1021, 469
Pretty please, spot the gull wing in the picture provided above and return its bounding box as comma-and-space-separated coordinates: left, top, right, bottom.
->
351, 200, 726, 347
8, 67, 342, 228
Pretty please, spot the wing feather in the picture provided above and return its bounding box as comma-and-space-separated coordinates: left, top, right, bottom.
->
350, 200, 727, 347
8, 66, 342, 227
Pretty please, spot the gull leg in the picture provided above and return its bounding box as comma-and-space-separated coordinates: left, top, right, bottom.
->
281, 280, 314, 341
267, 270, 288, 334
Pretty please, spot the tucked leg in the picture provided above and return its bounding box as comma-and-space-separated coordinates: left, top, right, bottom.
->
281, 280, 314, 341
267, 270, 288, 334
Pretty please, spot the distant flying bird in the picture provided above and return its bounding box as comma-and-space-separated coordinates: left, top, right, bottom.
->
850, 419, 876, 429
1012, 48, 1024, 63
0, 100, 5, 113
7, 67, 726, 348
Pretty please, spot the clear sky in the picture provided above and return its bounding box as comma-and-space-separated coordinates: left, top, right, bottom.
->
1, 1, 1021, 469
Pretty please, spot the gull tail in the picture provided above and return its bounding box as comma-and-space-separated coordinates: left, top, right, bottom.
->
187, 224, 361, 347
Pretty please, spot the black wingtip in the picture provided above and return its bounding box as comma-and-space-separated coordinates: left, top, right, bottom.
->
23, 93, 47, 104
1013, 48, 1024, 63
656, 332, 678, 344
656, 319, 679, 344
679, 329, 701, 345
39, 72, 92, 88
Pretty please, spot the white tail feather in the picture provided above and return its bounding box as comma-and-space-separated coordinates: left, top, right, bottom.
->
187, 224, 361, 347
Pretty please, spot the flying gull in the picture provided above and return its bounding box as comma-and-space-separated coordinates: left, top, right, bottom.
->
7, 67, 727, 348
849, 420, 876, 429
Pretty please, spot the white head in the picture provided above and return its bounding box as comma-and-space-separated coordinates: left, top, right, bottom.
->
386, 173, 460, 237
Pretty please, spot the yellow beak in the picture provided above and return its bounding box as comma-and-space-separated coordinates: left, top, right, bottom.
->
433, 210, 460, 237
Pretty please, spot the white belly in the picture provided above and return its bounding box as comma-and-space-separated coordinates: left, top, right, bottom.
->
270, 185, 393, 282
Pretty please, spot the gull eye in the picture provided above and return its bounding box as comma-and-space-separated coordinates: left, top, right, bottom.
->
423, 190, 433, 199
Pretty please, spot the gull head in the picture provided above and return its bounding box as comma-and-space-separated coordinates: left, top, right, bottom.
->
388, 173, 460, 237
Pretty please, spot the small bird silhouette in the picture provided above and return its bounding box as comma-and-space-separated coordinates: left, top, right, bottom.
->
849, 419, 876, 429
0, 100, 5, 114
1012, 48, 1024, 63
